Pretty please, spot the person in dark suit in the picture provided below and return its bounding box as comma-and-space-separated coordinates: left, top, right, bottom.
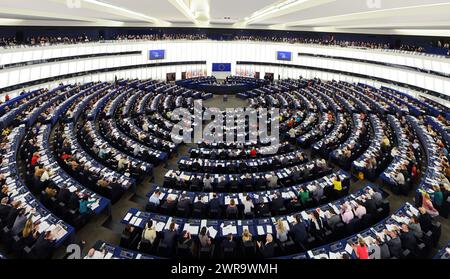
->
162, 222, 178, 251
193, 195, 207, 214
209, 193, 221, 212
221, 233, 236, 252
177, 195, 192, 213
291, 214, 308, 245
256, 197, 271, 217
362, 194, 377, 215
67, 191, 80, 210
385, 230, 402, 258
162, 196, 177, 213
257, 234, 275, 258
418, 207, 432, 232
32, 231, 55, 259
4, 200, 21, 228
0, 197, 12, 221
399, 223, 417, 252
271, 192, 284, 213
217, 177, 228, 190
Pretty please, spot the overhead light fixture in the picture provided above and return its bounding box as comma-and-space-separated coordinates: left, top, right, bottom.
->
82, 0, 171, 26
171, 0, 210, 25
244, 0, 308, 24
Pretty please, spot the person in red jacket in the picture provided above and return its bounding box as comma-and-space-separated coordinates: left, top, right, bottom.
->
30, 153, 40, 167
4, 94, 10, 102
249, 148, 257, 157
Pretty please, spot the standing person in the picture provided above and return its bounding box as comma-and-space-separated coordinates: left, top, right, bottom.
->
353, 238, 369, 259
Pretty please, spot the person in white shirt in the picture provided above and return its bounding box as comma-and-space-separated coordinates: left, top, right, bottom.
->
40, 167, 52, 183
203, 174, 213, 191
142, 122, 149, 132
288, 128, 296, 139
354, 202, 367, 219
133, 145, 141, 157
149, 191, 161, 206
267, 173, 278, 188
242, 195, 254, 215
394, 172, 405, 186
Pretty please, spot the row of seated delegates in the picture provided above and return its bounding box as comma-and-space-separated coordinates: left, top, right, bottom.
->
352, 115, 393, 181
54, 127, 127, 203
118, 118, 177, 154
331, 113, 369, 170
286, 203, 439, 260
409, 116, 450, 217
434, 241, 450, 259
163, 159, 330, 193
120, 187, 387, 258
178, 151, 307, 174
20, 127, 101, 216
83, 241, 159, 259
147, 174, 349, 219
311, 113, 351, 158
0, 126, 72, 259
381, 115, 422, 195
350, 204, 440, 259
79, 122, 151, 182
99, 118, 168, 165
0, 89, 43, 114
0, 197, 59, 259
189, 142, 298, 161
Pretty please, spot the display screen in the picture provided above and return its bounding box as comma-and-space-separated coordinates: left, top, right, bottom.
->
277, 51, 292, 61
149, 49, 165, 60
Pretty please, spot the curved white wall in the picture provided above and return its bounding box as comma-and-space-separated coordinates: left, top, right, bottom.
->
1, 40, 449, 98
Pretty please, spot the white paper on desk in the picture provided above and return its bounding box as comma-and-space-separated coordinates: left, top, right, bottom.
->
409, 206, 419, 216
68, 186, 78, 192
257, 226, 265, 235
316, 253, 328, 259
344, 243, 353, 255
134, 218, 143, 227
266, 225, 273, 234
104, 252, 113, 259
329, 252, 337, 259
124, 213, 132, 222
130, 217, 137, 225
38, 221, 50, 233
307, 250, 314, 258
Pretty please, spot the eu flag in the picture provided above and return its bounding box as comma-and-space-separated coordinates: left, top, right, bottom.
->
212, 63, 232, 72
